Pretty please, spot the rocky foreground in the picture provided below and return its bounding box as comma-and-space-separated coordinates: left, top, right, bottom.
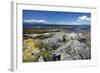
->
42, 32, 91, 60
23, 31, 91, 62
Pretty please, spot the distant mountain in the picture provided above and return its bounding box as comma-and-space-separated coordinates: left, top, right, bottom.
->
23, 21, 51, 25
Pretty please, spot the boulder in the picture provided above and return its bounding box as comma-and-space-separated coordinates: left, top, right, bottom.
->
54, 40, 91, 60
38, 55, 44, 62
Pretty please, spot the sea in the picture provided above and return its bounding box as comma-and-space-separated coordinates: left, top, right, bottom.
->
23, 23, 91, 32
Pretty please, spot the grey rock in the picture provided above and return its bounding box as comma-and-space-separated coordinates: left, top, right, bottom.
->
54, 40, 91, 60
38, 55, 44, 62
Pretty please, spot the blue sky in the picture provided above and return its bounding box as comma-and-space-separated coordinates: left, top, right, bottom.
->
23, 10, 91, 25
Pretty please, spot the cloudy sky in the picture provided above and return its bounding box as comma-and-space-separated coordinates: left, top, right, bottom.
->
23, 10, 91, 25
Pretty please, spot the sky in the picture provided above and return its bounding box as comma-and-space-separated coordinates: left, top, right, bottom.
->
23, 10, 91, 25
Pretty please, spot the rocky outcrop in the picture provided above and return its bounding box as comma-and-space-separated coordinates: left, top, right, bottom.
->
38, 32, 91, 61
43, 32, 65, 48
54, 40, 91, 60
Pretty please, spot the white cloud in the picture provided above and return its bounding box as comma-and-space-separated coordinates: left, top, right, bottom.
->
77, 15, 91, 25
24, 19, 48, 23
55, 15, 91, 25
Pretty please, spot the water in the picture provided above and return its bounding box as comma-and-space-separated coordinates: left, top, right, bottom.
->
23, 23, 91, 32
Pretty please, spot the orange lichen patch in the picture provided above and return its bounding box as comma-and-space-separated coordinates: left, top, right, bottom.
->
23, 39, 40, 53
22, 38, 49, 62
23, 52, 33, 60
24, 38, 33, 46
23, 39, 42, 62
